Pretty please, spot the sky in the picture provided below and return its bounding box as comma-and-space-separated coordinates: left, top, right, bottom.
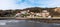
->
0, 0, 60, 10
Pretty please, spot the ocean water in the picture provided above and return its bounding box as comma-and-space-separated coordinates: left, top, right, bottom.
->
0, 20, 59, 27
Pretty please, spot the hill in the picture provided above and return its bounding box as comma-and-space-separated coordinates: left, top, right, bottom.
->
0, 7, 60, 17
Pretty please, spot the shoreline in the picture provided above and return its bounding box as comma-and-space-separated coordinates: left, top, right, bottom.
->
0, 17, 59, 23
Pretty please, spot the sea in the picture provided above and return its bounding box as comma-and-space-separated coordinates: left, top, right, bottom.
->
0, 20, 59, 27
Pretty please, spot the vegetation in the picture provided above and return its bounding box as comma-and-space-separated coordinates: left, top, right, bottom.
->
0, 7, 60, 17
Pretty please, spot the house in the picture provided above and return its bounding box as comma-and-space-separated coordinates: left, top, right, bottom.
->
41, 10, 50, 17
35, 13, 42, 17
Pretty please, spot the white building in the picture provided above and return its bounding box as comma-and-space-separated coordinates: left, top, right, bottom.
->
41, 10, 50, 17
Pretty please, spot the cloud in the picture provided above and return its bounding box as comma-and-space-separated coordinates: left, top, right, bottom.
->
0, 0, 60, 10
0, 0, 16, 10
0, 0, 37, 10
41, 0, 60, 7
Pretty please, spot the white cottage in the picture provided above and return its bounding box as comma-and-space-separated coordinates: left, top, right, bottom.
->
41, 10, 50, 17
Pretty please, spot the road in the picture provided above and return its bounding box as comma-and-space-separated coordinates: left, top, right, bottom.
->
0, 20, 60, 27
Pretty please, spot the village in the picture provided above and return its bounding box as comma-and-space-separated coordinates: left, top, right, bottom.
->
15, 10, 51, 18
0, 7, 60, 19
